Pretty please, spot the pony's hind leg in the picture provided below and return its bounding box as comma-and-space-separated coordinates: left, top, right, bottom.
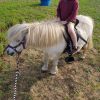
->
81, 44, 88, 59
41, 53, 49, 72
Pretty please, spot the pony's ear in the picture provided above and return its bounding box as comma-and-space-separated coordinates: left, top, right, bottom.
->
22, 27, 29, 35
22, 21, 26, 24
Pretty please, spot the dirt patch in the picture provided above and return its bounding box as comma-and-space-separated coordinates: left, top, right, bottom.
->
0, 49, 100, 100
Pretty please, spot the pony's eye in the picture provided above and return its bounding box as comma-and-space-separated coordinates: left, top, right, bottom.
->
16, 40, 20, 42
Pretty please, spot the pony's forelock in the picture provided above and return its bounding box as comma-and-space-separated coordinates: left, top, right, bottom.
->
7, 23, 31, 42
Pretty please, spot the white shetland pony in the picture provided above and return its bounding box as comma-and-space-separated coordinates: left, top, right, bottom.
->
6, 15, 94, 74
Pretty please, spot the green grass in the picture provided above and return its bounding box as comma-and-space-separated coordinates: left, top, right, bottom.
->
0, 0, 100, 100
0, 0, 58, 31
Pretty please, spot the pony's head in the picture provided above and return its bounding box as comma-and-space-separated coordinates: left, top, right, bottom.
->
6, 23, 30, 56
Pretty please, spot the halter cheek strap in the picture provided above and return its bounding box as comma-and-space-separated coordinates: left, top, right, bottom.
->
4, 37, 26, 55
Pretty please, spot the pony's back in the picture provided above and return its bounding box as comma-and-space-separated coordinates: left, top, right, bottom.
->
76, 15, 94, 37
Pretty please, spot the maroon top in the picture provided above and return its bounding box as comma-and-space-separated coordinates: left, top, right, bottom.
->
57, 0, 79, 23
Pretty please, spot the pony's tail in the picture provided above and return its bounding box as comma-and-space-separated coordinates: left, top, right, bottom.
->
87, 36, 93, 49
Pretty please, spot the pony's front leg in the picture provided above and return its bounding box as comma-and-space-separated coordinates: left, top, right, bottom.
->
50, 57, 59, 75
41, 53, 48, 72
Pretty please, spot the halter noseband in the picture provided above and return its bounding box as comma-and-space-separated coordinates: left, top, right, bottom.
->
4, 37, 26, 55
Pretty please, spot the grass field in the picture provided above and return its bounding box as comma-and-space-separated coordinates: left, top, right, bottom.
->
0, 0, 100, 100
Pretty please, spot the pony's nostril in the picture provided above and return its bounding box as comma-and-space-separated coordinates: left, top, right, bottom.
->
7, 50, 14, 56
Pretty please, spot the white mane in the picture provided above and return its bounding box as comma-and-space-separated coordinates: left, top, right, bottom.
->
27, 21, 66, 48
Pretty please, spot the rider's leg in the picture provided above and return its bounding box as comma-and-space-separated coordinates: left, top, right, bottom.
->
67, 22, 78, 54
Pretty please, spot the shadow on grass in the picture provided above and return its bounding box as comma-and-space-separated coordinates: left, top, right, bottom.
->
0, 57, 51, 100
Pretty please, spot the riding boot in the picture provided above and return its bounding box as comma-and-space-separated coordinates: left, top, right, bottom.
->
66, 40, 73, 54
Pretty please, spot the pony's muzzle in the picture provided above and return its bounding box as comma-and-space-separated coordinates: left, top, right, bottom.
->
6, 48, 15, 56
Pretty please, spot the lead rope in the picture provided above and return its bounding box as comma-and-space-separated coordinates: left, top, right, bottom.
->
13, 54, 20, 100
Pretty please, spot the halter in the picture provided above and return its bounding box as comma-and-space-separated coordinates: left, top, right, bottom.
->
2, 36, 26, 100
4, 36, 26, 55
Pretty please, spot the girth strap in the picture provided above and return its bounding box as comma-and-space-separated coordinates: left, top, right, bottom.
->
75, 19, 87, 44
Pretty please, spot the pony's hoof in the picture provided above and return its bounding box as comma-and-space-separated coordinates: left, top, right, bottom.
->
49, 71, 57, 75
41, 65, 48, 73
65, 56, 75, 63
50, 66, 58, 75
41, 70, 48, 73
80, 54, 86, 60
80, 56, 85, 60
50, 69, 58, 75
